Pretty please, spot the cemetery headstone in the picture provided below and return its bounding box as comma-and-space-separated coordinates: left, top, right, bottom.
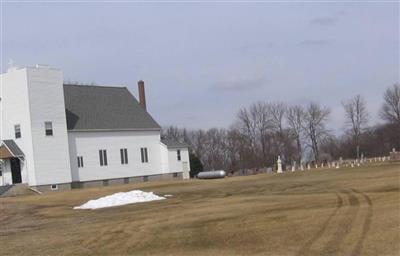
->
277, 156, 283, 174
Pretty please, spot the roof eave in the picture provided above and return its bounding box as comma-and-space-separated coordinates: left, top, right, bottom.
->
165, 146, 189, 149
67, 128, 161, 132
0, 140, 25, 158
160, 141, 189, 149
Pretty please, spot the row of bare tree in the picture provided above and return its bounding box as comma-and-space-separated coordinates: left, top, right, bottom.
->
163, 84, 400, 173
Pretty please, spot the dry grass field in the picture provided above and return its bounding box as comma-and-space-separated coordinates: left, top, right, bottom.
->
1, 162, 399, 256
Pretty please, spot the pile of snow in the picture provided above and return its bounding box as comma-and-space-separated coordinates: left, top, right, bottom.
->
74, 190, 166, 210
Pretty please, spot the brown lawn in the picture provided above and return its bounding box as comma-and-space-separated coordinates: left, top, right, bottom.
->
1, 162, 399, 256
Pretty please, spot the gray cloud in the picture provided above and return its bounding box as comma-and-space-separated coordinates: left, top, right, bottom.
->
300, 39, 333, 46
310, 17, 338, 26
212, 76, 267, 92
236, 42, 275, 53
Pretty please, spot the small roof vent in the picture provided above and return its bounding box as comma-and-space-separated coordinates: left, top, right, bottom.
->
7, 59, 18, 72
35, 64, 50, 69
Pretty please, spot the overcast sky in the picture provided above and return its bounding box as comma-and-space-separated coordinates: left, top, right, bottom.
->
2, 2, 399, 133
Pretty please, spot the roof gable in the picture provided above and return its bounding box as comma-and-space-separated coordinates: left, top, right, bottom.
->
63, 84, 161, 131
0, 140, 24, 158
161, 138, 189, 149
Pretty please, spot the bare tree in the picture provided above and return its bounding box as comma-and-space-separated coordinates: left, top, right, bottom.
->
162, 126, 182, 141
190, 129, 206, 164
269, 102, 286, 133
269, 102, 289, 162
202, 128, 229, 170
162, 84, 399, 173
235, 102, 273, 167
287, 105, 305, 163
252, 102, 273, 163
234, 102, 296, 167
380, 84, 400, 124
303, 102, 331, 162
235, 107, 258, 164
342, 95, 369, 158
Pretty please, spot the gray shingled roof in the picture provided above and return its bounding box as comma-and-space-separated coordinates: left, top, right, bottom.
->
63, 84, 161, 131
161, 138, 189, 148
2, 140, 24, 157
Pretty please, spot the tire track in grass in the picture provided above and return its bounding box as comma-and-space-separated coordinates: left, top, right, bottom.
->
320, 190, 360, 255
350, 189, 373, 256
296, 193, 343, 256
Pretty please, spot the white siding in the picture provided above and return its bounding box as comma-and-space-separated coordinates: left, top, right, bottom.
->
0, 68, 33, 184
160, 143, 169, 173
167, 148, 190, 179
0, 160, 12, 185
26, 67, 72, 185
68, 130, 165, 182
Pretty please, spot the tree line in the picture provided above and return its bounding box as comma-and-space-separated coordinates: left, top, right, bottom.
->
163, 84, 400, 176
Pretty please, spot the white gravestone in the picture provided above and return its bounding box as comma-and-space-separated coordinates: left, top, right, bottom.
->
277, 156, 283, 174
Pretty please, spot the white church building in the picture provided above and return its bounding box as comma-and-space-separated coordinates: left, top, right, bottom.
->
0, 65, 190, 192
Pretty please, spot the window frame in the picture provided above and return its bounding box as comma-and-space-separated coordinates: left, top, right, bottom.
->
177, 149, 181, 161
99, 149, 108, 166
14, 124, 21, 139
45, 121, 53, 136
77, 156, 84, 168
120, 148, 128, 165
140, 147, 148, 163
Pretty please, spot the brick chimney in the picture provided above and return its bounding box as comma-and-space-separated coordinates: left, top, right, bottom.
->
138, 80, 146, 110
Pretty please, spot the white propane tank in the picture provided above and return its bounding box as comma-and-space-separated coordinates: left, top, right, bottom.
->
197, 170, 226, 179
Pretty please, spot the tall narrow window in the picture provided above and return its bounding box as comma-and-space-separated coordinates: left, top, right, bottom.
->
99, 149, 108, 166
177, 150, 181, 161
104, 150, 108, 166
140, 147, 148, 163
45, 122, 53, 136
124, 148, 128, 164
120, 148, 128, 164
77, 156, 84, 168
14, 124, 21, 139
